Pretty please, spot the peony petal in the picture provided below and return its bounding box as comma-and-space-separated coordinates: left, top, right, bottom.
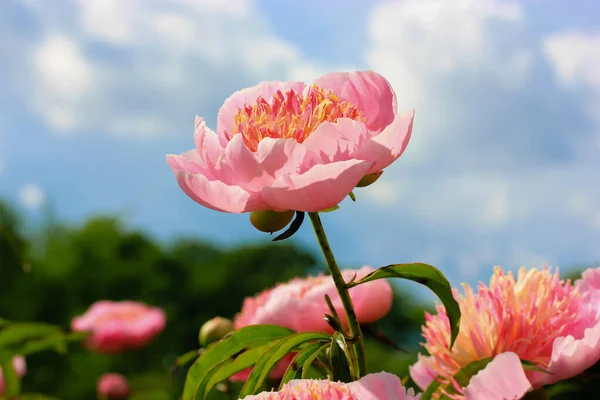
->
463, 352, 531, 400
536, 318, 600, 385
215, 134, 268, 190
217, 81, 306, 144
167, 164, 268, 213
193, 116, 224, 172
314, 70, 397, 134
409, 355, 437, 390
348, 372, 421, 400
580, 266, 600, 292
353, 111, 414, 174
302, 118, 370, 163
256, 137, 319, 177
261, 159, 373, 212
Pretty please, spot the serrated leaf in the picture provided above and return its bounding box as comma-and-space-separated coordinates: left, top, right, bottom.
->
181, 325, 293, 400
347, 263, 461, 348
329, 333, 353, 382
239, 332, 330, 397
280, 342, 327, 387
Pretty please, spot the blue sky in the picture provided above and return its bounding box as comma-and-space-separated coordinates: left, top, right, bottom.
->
2, 0, 600, 290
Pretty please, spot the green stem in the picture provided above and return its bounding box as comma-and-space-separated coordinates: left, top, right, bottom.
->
308, 212, 367, 379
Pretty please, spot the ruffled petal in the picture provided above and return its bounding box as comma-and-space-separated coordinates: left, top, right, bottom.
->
302, 118, 370, 163
536, 318, 600, 386
167, 159, 267, 213
347, 372, 421, 400
409, 355, 437, 390
463, 352, 532, 400
217, 81, 306, 144
261, 159, 372, 212
314, 70, 397, 134
193, 116, 224, 172
580, 266, 600, 292
353, 111, 414, 174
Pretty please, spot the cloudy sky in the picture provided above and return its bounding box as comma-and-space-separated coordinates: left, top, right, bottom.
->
1, 0, 600, 288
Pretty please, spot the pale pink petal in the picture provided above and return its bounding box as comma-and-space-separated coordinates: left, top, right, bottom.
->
409, 355, 437, 390
580, 267, 600, 292
215, 134, 271, 190
302, 118, 370, 163
353, 111, 415, 174
463, 352, 531, 400
217, 81, 306, 144
261, 159, 373, 212
167, 162, 268, 213
534, 318, 600, 386
256, 138, 319, 177
348, 372, 421, 400
193, 116, 224, 172
314, 70, 397, 134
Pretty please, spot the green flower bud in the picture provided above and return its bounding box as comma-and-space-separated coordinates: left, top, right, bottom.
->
356, 170, 383, 188
199, 317, 234, 347
249, 210, 295, 233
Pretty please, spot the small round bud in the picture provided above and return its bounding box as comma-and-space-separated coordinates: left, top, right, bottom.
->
199, 317, 235, 347
356, 170, 383, 188
97, 373, 130, 400
249, 210, 295, 233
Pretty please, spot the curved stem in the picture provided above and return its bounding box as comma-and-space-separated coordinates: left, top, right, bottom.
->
308, 212, 367, 379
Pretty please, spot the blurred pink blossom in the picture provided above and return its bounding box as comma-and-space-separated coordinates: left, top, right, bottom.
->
72, 300, 166, 354
167, 70, 414, 213
230, 266, 392, 382
409, 266, 600, 398
235, 266, 392, 332
240, 372, 420, 399
0, 356, 26, 395
97, 373, 130, 400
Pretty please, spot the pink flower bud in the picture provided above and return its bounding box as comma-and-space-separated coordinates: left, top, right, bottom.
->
97, 373, 130, 400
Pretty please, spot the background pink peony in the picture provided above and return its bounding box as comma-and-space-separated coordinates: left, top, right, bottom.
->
167, 70, 414, 213
97, 373, 130, 400
72, 300, 166, 354
234, 266, 392, 333
240, 372, 421, 400
0, 356, 26, 395
229, 266, 392, 382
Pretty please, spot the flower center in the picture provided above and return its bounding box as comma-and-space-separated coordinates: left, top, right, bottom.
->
231, 85, 365, 151
421, 267, 583, 397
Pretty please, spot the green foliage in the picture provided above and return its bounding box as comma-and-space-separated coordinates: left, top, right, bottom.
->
348, 263, 461, 348
0, 199, 429, 399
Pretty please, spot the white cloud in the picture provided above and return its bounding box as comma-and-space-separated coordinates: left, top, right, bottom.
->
21, 0, 340, 136
543, 32, 600, 89
18, 183, 45, 210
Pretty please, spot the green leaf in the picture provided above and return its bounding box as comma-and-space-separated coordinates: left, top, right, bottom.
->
329, 333, 352, 383
273, 211, 305, 242
301, 343, 329, 379
347, 263, 461, 348
174, 349, 200, 371
521, 359, 552, 375
181, 325, 293, 400
0, 323, 64, 349
348, 192, 356, 202
420, 379, 442, 400
204, 343, 273, 395
0, 355, 21, 396
239, 332, 330, 397
280, 342, 327, 387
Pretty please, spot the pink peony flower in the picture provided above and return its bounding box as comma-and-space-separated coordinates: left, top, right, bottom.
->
0, 356, 26, 395
234, 266, 392, 333
230, 266, 392, 382
240, 372, 420, 399
409, 266, 600, 398
166, 70, 414, 213
97, 373, 130, 400
72, 300, 166, 354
